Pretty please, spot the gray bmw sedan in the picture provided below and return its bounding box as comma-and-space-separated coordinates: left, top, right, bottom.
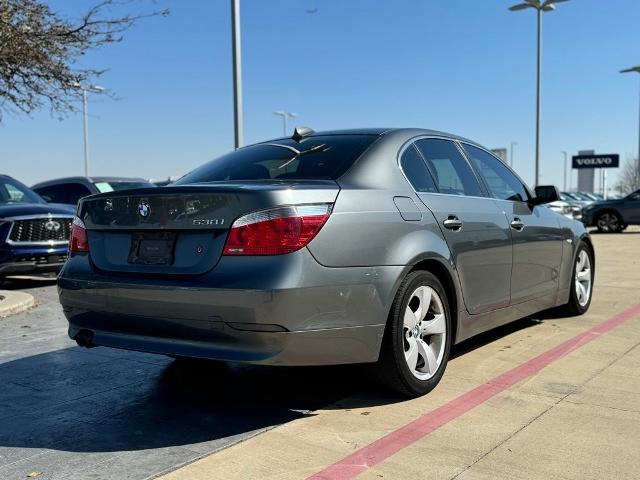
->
58, 128, 594, 397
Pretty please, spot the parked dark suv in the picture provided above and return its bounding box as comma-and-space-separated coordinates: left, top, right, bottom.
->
1, 175, 75, 277
32, 176, 156, 206
581, 189, 640, 232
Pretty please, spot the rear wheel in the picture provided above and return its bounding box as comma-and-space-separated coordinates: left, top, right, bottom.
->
378, 271, 452, 397
559, 243, 594, 316
596, 212, 622, 233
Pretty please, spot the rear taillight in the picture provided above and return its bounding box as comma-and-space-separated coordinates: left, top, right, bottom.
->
223, 204, 332, 256
69, 216, 89, 253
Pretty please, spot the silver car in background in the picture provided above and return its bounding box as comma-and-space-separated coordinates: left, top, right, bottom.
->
58, 128, 594, 397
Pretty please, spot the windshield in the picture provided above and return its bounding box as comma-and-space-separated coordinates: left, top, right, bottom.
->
0, 177, 44, 205
176, 135, 378, 184
94, 181, 156, 193
626, 189, 640, 200
562, 192, 581, 201
572, 192, 592, 201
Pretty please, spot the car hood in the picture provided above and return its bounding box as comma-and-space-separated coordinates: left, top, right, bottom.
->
0, 203, 75, 219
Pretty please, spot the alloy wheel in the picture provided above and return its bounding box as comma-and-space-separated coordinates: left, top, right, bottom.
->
597, 213, 619, 233
403, 286, 447, 380
575, 250, 592, 307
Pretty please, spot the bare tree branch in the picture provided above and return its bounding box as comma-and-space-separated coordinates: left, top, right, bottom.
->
614, 158, 640, 195
0, 0, 168, 121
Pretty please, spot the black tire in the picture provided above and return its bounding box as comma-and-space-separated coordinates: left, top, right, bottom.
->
596, 211, 623, 233
377, 270, 453, 397
558, 242, 594, 317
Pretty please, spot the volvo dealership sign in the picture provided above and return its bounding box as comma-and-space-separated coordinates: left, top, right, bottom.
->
572, 154, 620, 169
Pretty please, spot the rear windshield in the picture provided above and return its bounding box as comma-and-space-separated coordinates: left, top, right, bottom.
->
176, 135, 378, 184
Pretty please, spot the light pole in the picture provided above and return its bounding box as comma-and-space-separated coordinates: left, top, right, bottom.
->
510, 142, 518, 168
77, 84, 104, 177
273, 111, 297, 136
231, 0, 243, 149
562, 151, 568, 191
509, 0, 570, 187
620, 65, 640, 177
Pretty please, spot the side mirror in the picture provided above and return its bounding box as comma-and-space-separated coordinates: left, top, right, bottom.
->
40, 195, 53, 203
530, 185, 560, 206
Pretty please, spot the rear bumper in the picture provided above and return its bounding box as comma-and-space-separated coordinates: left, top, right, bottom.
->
67, 323, 384, 366
58, 250, 403, 365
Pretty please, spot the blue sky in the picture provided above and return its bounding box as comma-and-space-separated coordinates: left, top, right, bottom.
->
2, 0, 639, 191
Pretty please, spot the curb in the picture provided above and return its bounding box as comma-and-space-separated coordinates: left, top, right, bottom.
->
0, 290, 35, 318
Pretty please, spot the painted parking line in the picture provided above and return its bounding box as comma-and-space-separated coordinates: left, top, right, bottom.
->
309, 303, 640, 480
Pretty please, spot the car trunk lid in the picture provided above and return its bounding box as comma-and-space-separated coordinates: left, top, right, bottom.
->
78, 181, 339, 275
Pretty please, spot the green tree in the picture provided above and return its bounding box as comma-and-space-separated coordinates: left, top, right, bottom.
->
0, 0, 167, 120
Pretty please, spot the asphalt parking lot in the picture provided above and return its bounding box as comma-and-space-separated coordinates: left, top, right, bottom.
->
1, 229, 639, 480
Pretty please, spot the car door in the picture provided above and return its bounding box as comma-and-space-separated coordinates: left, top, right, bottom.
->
405, 138, 513, 315
462, 143, 564, 305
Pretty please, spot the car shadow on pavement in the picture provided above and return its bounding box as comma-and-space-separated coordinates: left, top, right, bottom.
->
588, 230, 640, 235
0, 315, 549, 458
0, 345, 368, 456
0, 276, 57, 290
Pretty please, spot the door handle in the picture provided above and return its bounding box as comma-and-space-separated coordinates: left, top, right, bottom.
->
443, 216, 463, 231
510, 217, 525, 231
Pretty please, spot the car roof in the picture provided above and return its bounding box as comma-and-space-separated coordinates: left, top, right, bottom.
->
260, 127, 481, 147
32, 176, 149, 188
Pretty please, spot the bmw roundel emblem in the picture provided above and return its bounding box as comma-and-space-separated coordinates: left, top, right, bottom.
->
138, 200, 150, 218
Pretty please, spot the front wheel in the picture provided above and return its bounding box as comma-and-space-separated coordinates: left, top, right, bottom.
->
596, 212, 622, 233
378, 271, 452, 397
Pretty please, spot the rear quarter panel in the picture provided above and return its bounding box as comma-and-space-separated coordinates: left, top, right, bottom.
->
307, 130, 453, 269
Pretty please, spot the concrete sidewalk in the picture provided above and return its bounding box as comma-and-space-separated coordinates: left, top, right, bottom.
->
0, 290, 34, 318
159, 230, 640, 480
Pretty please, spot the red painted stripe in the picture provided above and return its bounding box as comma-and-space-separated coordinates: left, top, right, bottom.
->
309, 304, 640, 480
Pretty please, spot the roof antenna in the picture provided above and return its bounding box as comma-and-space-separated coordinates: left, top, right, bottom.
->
292, 126, 315, 142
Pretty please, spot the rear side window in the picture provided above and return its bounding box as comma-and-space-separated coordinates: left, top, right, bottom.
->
463, 144, 530, 202
414, 139, 484, 197
176, 135, 378, 184
35, 183, 92, 205
400, 144, 438, 193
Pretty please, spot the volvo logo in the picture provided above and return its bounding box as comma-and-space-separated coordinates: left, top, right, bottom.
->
44, 220, 61, 232
138, 200, 151, 218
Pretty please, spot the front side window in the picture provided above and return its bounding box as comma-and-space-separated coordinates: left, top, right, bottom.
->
463, 144, 530, 202
414, 139, 483, 197
177, 135, 379, 184
400, 144, 438, 193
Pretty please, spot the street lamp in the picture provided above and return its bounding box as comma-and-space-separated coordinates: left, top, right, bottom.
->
620, 65, 640, 176
231, 0, 243, 149
273, 111, 297, 136
73, 83, 105, 177
509, 0, 570, 187
510, 142, 518, 168
562, 151, 568, 191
